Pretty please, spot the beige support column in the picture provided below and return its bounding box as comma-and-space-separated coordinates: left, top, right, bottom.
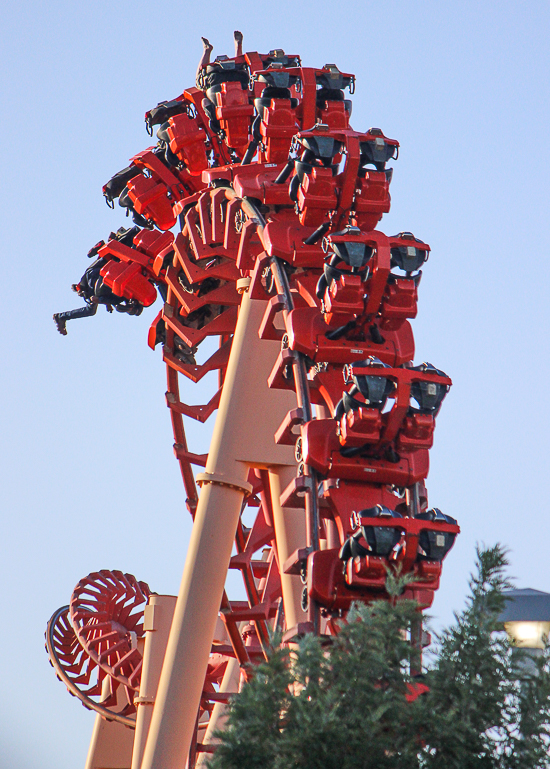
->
141, 290, 295, 769
268, 467, 307, 630
195, 657, 241, 766
84, 678, 135, 769
131, 595, 176, 769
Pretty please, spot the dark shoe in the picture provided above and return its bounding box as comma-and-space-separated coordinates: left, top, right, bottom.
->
127, 301, 143, 316
53, 314, 67, 336
116, 300, 141, 316
174, 335, 197, 365
175, 349, 197, 365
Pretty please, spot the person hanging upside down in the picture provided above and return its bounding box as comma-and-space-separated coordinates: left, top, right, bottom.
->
234, 30, 243, 57
195, 30, 244, 87
53, 257, 143, 336
196, 36, 214, 88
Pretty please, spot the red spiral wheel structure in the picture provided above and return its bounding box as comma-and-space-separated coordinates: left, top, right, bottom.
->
69, 570, 150, 692
45, 605, 135, 727
46, 570, 233, 737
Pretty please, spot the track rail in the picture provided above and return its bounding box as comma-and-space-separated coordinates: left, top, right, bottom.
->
49, 45, 458, 767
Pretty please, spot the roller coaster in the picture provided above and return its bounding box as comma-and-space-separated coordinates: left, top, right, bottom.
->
46, 33, 459, 769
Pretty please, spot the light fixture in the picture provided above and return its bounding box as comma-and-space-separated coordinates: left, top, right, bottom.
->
499, 588, 550, 651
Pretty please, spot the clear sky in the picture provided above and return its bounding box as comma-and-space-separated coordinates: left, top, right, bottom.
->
2, 1, 550, 767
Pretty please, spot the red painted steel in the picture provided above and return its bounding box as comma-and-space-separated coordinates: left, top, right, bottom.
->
48, 40, 458, 766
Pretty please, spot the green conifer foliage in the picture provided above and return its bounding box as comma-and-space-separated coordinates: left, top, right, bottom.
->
210, 547, 550, 769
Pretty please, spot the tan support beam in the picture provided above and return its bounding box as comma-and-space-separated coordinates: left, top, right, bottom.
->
268, 466, 307, 630
141, 290, 295, 769
84, 678, 135, 769
131, 595, 177, 769
195, 657, 241, 766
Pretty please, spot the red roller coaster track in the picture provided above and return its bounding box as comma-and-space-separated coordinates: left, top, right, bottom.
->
47, 36, 459, 769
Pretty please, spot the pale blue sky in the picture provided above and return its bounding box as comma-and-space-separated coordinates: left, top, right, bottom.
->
2, 2, 550, 767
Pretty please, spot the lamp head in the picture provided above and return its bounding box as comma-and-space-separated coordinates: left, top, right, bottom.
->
504, 621, 550, 650
499, 589, 550, 650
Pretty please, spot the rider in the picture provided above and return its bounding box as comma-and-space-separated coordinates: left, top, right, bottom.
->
53, 257, 143, 336
195, 30, 244, 88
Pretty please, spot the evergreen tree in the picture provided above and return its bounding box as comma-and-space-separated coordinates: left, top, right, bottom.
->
210, 546, 550, 769
421, 546, 550, 768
